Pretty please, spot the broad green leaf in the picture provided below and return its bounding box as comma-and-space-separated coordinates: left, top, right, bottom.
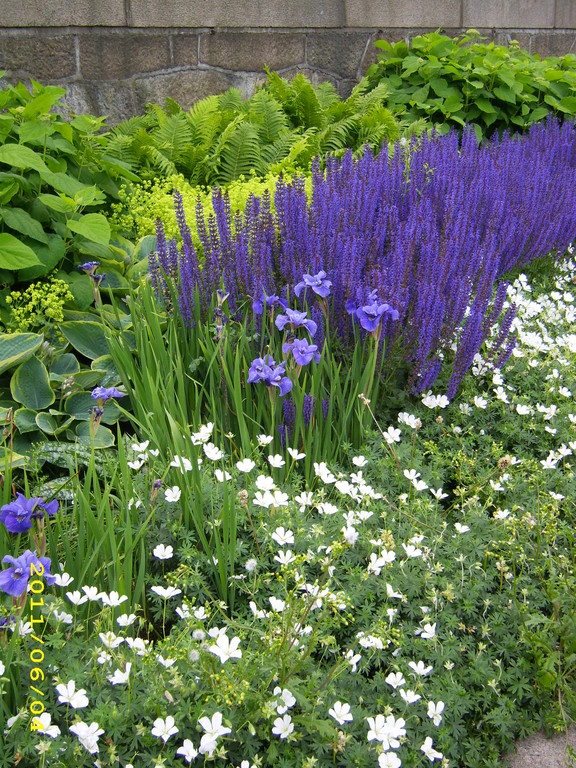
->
51, 353, 80, 377
37, 192, 76, 213
443, 94, 464, 113
0, 144, 49, 173
72, 369, 106, 389
35, 412, 58, 434
0, 233, 41, 269
0, 332, 43, 374
40, 170, 97, 199
560, 96, 576, 113
59, 321, 109, 359
0, 115, 14, 142
0, 206, 48, 243
18, 121, 54, 144
0, 178, 19, 204
91, 354, 120, 387
76, 421, 115, 448
14, 408, 38, 433
18, 235, 65, 282
493, 86, 516, 104
67, 213, 110, 245
65, 392, 123, 425
476, 97, 497, 113
530, 106, 549, 121
11, 355, 55, 409
58, 271, 94, 311
22, 88, 65, 118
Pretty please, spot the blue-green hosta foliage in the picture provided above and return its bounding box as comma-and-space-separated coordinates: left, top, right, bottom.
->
105, 70, 420, 187
365, 29, 576, 141
0, 311, 129, 468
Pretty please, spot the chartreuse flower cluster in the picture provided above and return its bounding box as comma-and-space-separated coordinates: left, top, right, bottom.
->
2, 277, 73, 336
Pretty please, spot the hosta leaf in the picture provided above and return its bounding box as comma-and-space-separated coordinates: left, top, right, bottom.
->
11, 356, 55, 410
0, 332, 43, 374
59, 321, 109, 359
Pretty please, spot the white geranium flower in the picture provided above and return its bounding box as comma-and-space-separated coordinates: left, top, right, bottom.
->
153, 544, 174, 560
236, 458, 256, 472
151, 715, 179, 743
150, 586, 182, 599
427, 700, 445, 726
164, 486, 181, 502
329, 701, 353, 725
108, 663, 131, 685
421, 736, 443, 761
209, 634, 242, 664
272, 714, 294, 739
56, 680, 89, 708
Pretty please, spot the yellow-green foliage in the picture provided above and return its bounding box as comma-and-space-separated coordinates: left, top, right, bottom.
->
4, 277, 74, 334
111, 171, 313, 248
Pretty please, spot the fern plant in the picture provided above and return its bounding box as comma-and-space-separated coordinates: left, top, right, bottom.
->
105, 70, 411, 187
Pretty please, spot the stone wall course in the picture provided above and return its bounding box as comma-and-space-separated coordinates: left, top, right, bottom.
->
463, 0, 555, 29
1, 2, 576, 124
556, 0, 576, 30
129, 0, 345, 28
0, 34, 76, 81
171, 34, 200, 68
345, 0, 461, 28
79, 33, 171, 81
306, 31, 372, 80
0, 0, 126, 27
199, 32, 305, 72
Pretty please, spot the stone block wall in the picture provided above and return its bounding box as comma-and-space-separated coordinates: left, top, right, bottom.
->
1, 1, 575, 123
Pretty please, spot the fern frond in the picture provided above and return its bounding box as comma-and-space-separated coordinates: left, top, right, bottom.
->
289, 74, 325, 129
215, 122, 265, 183
263, 68, 292, 105
315, 81, 340, 110
246, 91, 289, 144
260, 128, 300, 165
218, 87, 244, 114
150, 113, 191, 165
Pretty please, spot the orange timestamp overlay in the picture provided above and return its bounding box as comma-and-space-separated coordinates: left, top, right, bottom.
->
28, 561, 48, 732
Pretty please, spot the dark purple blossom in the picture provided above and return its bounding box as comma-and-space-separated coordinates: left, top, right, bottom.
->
77, 261, 100, 276
346, 290, 399, 333
252, 291, 288, 315
91, 386, 126, 403
275, 309, 317, 337
294, 270, 332, 299
247, 356, 293, 397
0, 550, 57, 598
282, 338, 321, 366
0, 494, 58, 534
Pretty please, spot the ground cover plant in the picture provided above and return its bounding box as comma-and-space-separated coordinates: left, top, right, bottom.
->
0, 253, 575, 768
364, 29, 576, 141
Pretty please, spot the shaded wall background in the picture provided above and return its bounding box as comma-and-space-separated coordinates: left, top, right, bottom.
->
1, 1, 576, 123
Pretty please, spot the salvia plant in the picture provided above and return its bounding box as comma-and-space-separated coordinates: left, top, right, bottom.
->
130, 120, 576, 462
